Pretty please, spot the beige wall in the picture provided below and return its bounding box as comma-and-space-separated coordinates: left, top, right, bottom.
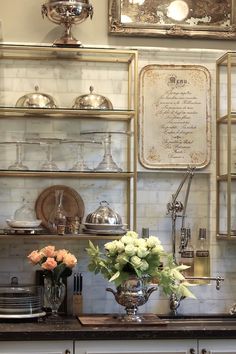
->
1, 0, 236, 50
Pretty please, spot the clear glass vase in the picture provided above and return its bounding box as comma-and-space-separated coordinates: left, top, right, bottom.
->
44, 277, 66, 321
48, 189, 67, 234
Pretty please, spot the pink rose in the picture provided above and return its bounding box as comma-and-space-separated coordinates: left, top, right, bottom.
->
41, 257, 57, 270
56, 249, 68, 262
63, 253, 77, 268
27, 250, 42, 265
41, 245, 55, 258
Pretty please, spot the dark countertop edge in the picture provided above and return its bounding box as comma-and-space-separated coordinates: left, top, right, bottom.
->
1, 328, 236, 341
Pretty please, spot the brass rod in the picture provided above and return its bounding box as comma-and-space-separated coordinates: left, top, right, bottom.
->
227, 54, 232, 237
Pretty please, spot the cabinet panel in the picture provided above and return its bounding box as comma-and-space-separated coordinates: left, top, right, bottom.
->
0, 341, 73, 354
199, 339, 236, 353
75, 339, 197, 354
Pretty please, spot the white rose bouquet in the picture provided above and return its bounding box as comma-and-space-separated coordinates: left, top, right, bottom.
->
86, 231, 195, 299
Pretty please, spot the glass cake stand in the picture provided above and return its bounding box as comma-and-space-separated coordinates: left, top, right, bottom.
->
0, 141, 39, 170
80, 131, 129, 172
38, 138, 62, 171
61, 139, 102, 171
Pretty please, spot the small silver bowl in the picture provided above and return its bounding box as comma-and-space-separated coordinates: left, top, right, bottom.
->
16, 86, 57, 108
72, 86, 113, 110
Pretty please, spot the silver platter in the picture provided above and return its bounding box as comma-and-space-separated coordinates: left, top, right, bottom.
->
82, 228, 126, 236
84, 223, 124, 230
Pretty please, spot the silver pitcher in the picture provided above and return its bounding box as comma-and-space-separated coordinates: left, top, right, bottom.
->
106, 276, 157, 322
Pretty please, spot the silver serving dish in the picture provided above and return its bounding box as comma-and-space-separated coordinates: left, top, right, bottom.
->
42, 0, 93, 46
84, 223, 124, 230
72, 86, 113, 110
85, 201, 122, 226
16, 86, 57, 108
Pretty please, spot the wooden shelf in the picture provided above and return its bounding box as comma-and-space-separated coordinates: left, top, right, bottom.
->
0, 233, 122, 241
0, 171, 134, 178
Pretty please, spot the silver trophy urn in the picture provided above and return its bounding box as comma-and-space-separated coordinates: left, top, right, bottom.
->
42, 0, 93, 46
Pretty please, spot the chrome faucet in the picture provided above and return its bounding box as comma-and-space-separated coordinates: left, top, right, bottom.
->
169, 276, 225, 315
166, 166, 195, 261
167, 167, 225, 315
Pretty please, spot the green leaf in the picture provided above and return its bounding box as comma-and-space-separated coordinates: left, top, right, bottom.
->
178, 284, 196, 299
109, 271, 120, 282
175, 264, 190, 271
170, 268, 186, 281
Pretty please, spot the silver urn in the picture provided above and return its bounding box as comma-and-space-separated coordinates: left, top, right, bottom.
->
106, 276, 157, 322
42, 0, 93, 46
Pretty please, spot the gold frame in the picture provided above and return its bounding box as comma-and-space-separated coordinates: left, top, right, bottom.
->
216, 51, 236, 240
109, 0, 236, 40
139, 64, 211, 170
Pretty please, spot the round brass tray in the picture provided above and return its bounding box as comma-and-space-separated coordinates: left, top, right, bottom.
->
35, 185, 85, 231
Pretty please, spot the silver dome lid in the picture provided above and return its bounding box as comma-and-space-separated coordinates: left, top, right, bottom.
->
85, 201, 122, 225
16, 86, 57, 108
72, 86, 113, 110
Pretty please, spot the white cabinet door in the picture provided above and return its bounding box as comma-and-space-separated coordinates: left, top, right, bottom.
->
75, 339, 197, 354
199, 339, 236, 353
0, 341, 73, 354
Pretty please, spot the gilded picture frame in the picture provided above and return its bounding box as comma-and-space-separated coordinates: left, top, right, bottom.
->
108, 0, 236, 40
139, 64, 211, 169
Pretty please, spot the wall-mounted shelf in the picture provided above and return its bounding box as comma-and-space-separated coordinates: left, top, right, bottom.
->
0, 44, 138, 232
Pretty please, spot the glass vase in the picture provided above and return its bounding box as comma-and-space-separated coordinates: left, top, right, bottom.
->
44, 277, 66, 321
48, 189, 67, 234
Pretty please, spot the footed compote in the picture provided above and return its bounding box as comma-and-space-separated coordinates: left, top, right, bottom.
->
42, 0, 93, 46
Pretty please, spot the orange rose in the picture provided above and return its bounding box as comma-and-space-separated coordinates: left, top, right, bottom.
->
41, 257, 57, 270
27, 250, 42, 264
56, 249, 68, 262
63, 253, 77, 268
41, 245, 55, 258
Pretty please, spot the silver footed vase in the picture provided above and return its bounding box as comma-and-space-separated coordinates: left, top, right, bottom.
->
42, 0, 93, 46
106, 276, 157, 322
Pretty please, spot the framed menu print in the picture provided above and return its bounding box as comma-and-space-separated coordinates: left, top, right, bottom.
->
139, 65, 211, 169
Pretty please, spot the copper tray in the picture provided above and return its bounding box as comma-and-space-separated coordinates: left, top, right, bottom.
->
35, 185, 85, 231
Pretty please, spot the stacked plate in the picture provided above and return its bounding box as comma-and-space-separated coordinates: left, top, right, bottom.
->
0, 285, 45, 318
83, 223, 126, 235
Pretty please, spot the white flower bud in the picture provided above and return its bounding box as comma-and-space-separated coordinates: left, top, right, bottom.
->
130, 255, 142, 268
137, 246, 149, 258
125, 244, 136, 256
